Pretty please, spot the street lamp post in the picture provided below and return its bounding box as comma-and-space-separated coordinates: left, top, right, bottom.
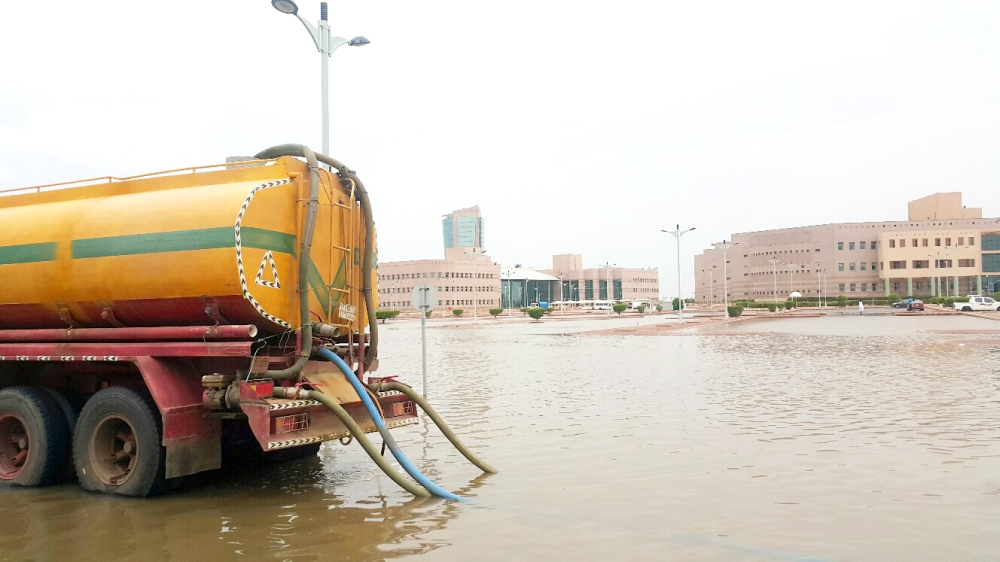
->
270, 0, 370, 159
602, 262, 616, 315
713, 240, 737, 316
662, 225, 696, 323
816, 263, 823, 307
768, 258, 780, 304
786, 263, 797, 297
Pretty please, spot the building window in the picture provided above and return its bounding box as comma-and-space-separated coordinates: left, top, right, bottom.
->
873, 283, 879, 292
900, 239, 906, 248
958, 237, 964, 246
839, 284, 846, 292
871, 241, 877, 250
850, 263, 856, 271
860, 241, 866, 250
912, 239, 918, 247
893, 282, 901, 292
850, 284, 856, 292
849, 242, 855, 250
838, 242, 844, 250
861, 262, 867, 270
861, 283, 867, 291
915, 282, 922, 291
958, 259, 976, 268
838, 263, 845, 272
935, 238, 941, 246
970, 236, 976, 247
945, 238, 951, 246
922, 238, 928, 247
890, 239, 896, 248
983, 253, 1000, 272
890, 261, 906, 269
871, 262, 878, 271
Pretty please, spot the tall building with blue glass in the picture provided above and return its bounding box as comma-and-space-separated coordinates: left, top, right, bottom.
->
442, 205, 484, 257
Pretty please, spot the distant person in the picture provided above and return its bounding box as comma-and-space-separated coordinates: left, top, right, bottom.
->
859, 301, 864, 315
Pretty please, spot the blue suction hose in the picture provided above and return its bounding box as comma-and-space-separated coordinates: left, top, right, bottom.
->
316, 347, 463, 501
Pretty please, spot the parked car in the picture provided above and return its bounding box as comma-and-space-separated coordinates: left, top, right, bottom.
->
906, 300, 925, 311
957, 295, 1000, 312
891, 300, 909, 308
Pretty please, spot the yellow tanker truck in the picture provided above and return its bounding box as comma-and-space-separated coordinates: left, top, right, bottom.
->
0, 144, 492, 498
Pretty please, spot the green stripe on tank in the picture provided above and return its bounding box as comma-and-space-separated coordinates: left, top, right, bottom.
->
71, 227, 296, 259
306, 256, 348, 315
0, 242, 58, 265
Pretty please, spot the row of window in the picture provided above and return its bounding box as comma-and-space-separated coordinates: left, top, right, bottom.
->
379, 299, 497, 308
887, 259, 976, 270
380, 286, 494, 293
838, 262, 878, 272
380, 271, 494, 281
888, 237, 975, 249
837, 283, 880, 292
838, 241, 877, 251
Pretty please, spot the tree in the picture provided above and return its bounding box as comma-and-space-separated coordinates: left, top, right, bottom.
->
527, 307, 545, 320
726, 305, 744, 317
655, 304, 663, 312
672, 297, 681, 310
375, 310, 401, 323
636, 304, 646, 314
452, 308, 464, 317
489, 308, 503, 318
613, 303, 627, 315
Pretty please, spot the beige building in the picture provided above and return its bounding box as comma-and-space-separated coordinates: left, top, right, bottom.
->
377, 254, 501, 314
693, 193, 1000, 303
541, 254, 660, 304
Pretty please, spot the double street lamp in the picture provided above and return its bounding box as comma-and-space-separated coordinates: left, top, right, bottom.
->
663, 225, 696, 323
270, 0, 370, 158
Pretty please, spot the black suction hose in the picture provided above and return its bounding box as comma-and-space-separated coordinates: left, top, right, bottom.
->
313, 153, 378, 370
253, 144, 321, 379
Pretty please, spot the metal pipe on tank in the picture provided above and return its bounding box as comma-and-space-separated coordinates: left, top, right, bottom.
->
0, 325, 258, 343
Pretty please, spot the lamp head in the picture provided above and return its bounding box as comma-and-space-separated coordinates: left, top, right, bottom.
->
349, 36, 371, 47
271, 0, 299, 15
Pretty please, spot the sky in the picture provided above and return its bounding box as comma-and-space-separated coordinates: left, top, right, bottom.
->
2, 1, 998, 297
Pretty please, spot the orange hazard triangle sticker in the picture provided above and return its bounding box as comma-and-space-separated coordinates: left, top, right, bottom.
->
254, 250, 281, 289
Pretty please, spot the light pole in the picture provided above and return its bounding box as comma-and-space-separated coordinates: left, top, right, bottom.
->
786, 263, 797, 298
270, 0, 370, 159
816, 263, 823, 307
602, 262, 616, 315
557, 272, 566, 314
713, 240, 737, 316
663, 225, 696, 323
503, 268, 513, 316
768, 258, 780, 304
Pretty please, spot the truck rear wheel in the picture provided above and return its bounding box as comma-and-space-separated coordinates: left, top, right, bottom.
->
74, 387, 165, 497
42, 388, 81, 482
0, 386, 69, 487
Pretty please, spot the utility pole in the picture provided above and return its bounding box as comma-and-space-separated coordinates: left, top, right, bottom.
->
714, 240, 737, 316
662, 225, 696, 323
768, 258, 780, 304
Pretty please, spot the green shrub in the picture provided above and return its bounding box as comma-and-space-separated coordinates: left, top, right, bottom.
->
613, 303, 628, 315
375, 310, 400, 323
452, 308, 464, 317
783, 301, 793, 310
994, 291, 1000, 301
519, 307, 529, 316
726, 305, 744, 317
543, 307, 553, 314
767, 303, 777, 312
636, 304, 646, 313
489, 307, 503, 318
672, 297, 681, 311
655, 304, 663, 312
887, 293, 900, 302
527, 307, 545, 320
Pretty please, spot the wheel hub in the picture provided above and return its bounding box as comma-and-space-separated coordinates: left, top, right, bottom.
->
0, 413, 29, 480
88, 414, 139, 486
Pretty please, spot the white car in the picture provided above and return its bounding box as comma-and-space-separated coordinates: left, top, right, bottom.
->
957, 295, 1000, 312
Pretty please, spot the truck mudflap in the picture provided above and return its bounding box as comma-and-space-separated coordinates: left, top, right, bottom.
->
237, 369, 418, 452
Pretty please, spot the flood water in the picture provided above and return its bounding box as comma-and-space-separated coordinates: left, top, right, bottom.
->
2, 313, 999, 561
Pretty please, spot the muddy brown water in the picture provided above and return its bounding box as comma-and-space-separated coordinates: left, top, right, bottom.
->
1, 314, 998, 561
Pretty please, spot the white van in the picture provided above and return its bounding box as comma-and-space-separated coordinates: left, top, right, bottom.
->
593, 300, 613, 311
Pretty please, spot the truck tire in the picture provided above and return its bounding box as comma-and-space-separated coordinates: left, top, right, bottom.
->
0, 386, 69, 487
961, 305, 972, 312
42, 388, 81, 482
74, 387, 165, 497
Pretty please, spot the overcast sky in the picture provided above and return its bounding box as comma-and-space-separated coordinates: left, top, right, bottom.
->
2, 1, 998, 296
